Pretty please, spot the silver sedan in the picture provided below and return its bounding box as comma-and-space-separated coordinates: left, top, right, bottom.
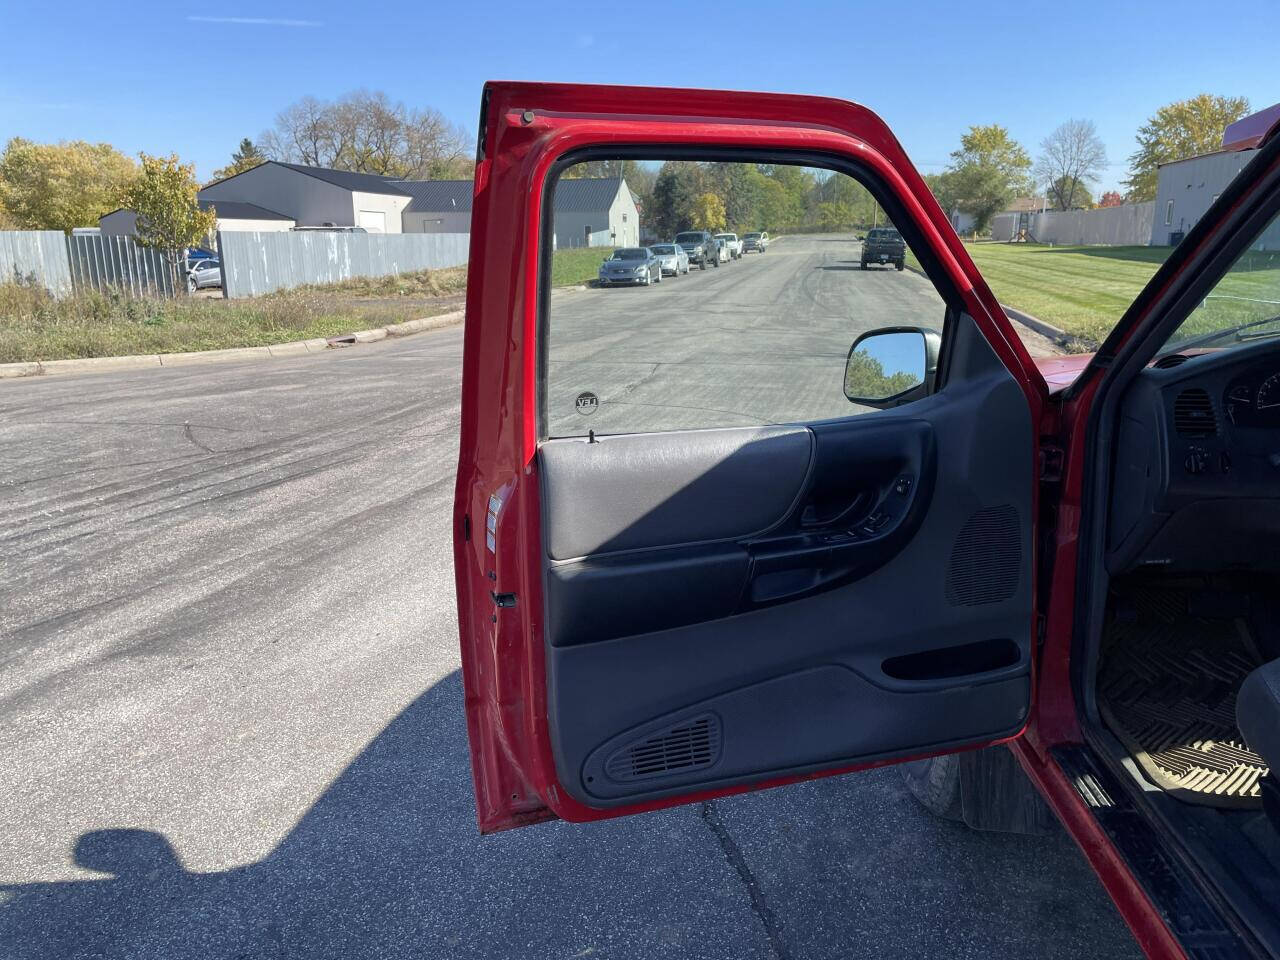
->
649, 243, 690, 276
597, 247, 663, 286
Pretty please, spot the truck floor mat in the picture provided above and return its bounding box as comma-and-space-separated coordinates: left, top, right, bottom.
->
1099, 588, 1267, 808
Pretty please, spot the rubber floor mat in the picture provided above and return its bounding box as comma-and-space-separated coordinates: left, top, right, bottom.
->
1099, 587, 1268, 808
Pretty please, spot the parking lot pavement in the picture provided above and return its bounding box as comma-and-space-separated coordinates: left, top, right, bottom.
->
0, 241, 1136, 959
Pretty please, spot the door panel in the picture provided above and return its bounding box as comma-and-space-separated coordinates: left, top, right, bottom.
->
545, 313, 1034, 807
454, 82, 1047, 833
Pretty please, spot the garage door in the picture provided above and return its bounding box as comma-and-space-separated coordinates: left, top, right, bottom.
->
357, 210, 387, 233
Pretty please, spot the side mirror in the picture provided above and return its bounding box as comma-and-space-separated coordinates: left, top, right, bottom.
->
843, 326, 941, 408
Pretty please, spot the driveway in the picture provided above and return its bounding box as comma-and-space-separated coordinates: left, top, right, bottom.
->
0, 239, 1132, 959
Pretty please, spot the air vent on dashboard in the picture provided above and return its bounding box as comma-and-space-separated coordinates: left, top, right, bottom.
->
604, 714, 721, 782
1153, 353, 1190, 369
1173, 388, 1217, 437
946, 505, 1021, 607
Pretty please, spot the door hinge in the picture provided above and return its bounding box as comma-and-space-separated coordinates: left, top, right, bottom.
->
1039, 443, 1064, 483
491, 591, 517, 608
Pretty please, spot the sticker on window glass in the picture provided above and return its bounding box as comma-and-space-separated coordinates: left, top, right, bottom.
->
575, 391, 599, 416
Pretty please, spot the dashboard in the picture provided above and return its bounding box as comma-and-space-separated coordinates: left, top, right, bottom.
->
1108, 340, 1280, 574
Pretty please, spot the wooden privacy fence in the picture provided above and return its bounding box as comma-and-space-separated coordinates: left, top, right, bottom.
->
217, 230, 470, 298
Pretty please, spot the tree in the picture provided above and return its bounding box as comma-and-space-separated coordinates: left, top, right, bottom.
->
1123, 94, 1251, 201
211, 138, 266, 182
1098, 190, 1124, 208
259, 90, 471, 179
0, 138, 136, 233
649, 161, 705, 236
122, 153, 217, 294
1035, 119, 1106, 211
1046, 175, 1094, 210
945, 125, 1032, 233
690, 192, 726, 231
922, 171, 960, 218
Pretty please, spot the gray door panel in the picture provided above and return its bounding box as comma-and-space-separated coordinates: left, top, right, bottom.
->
539, 314, 1034, 807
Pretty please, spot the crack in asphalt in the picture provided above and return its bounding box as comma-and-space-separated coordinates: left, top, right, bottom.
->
700, 801, 792, 960
182, 422, 216, 454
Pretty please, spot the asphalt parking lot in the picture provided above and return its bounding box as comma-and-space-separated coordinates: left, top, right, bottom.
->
0, 237, 1137, 959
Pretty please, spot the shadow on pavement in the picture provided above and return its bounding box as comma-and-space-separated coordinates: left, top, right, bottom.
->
0, 672, 765, 959
0, 670, 1142, 960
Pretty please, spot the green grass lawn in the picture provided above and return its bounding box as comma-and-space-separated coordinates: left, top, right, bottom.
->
960, 244, 1170, 345
551, 247, 617, 287
0, 267, 466, 364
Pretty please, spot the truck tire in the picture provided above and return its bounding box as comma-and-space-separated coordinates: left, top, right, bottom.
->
896, 261, 905, 271
700, 257, 707, 271
902, 748, 1059, 835
860, 260, 867, 270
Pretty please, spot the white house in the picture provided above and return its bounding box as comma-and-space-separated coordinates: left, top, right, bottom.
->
548, 177, 639, 248
100, 199, 295, 239
197, 161, 411, 233
393, 176, 639, 247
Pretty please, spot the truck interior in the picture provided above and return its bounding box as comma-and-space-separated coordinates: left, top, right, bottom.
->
1076, 178, 1280, 953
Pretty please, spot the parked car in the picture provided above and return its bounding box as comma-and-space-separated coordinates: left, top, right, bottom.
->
649, 243, 690, 276
186, 258, 222, 291
674, 230, 720, 270
597, 247, 662, 286
714, 233, 743, 260
861, 227, 906, 270
742, 231, 769, 252
455, 82, 1280, 960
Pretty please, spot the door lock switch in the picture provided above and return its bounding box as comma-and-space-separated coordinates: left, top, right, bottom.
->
893, 476, 913, 496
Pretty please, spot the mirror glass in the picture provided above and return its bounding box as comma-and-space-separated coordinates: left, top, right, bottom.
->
843, 331, 926, 401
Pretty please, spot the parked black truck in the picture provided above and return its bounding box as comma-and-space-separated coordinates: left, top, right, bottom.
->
860, 227, 905, 270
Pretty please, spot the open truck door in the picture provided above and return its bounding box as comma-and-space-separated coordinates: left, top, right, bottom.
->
454, 82, 1049, 833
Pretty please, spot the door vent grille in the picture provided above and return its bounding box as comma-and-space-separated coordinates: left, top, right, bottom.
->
946, 505, 1021, 606
1173, 388, 1217, 436
604, 714, 722, 782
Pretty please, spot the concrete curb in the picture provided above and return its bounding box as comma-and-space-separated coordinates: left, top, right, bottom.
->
1000, 304, 1099, 351
0, 309, 465, 381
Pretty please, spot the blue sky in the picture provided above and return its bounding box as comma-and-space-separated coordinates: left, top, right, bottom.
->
1, 0, 1272, 193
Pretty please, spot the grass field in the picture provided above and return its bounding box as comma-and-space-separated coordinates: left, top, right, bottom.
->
0, 267, 466, 364
961, 244, 1169, 345
551, 246, 617, 287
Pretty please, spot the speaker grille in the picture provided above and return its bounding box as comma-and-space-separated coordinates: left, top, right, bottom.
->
946, 505, 1021, 606
604, 714, 722, 782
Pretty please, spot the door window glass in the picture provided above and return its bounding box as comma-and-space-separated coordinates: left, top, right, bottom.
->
542, 158, 949, 437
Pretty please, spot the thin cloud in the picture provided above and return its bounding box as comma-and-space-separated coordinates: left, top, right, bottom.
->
186, 16, 324, 27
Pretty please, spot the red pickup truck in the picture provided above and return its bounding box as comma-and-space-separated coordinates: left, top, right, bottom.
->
454, 83, 1280, 959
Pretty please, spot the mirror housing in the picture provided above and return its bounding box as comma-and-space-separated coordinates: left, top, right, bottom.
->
843, 326, 941, 409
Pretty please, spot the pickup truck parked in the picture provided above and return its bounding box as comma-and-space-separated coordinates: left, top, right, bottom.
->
742, 231, 769, 253
861, 228, 905, 270
674, 230, 720, 270
714, 233, 743, 260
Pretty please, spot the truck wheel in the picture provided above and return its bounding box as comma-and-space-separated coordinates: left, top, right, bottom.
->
700, 258, 707, 271
896, 261, 905, 271
902, 748, 1059, 835
860, 261, 867, 270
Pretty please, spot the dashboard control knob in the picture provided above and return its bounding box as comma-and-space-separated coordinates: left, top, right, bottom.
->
1184, 450, 1209, 475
